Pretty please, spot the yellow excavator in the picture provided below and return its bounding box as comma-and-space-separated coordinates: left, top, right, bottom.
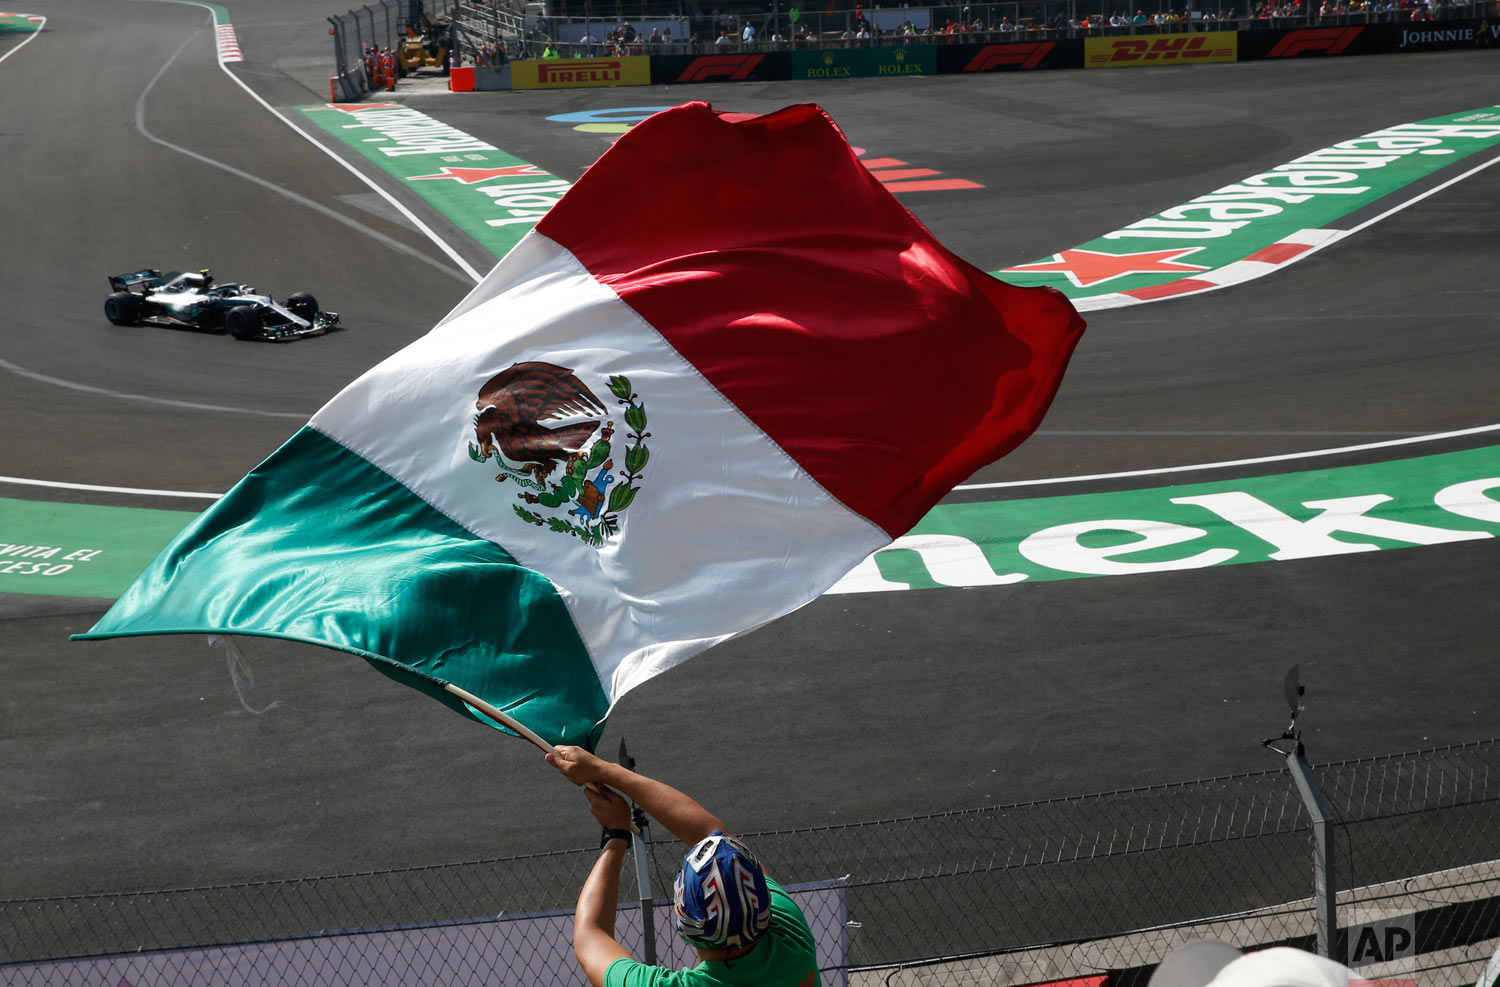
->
397, 8, 449, 74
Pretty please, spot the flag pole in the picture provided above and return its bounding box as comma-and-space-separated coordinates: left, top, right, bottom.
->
442, 681, 639, 833
442, 680, 557, 753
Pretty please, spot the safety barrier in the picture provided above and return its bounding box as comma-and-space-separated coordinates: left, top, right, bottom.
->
4, 738, 1498, 986
421, 11, 1499, 93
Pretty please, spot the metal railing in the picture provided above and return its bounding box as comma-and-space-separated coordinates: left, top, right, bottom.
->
455, 0, 1497, 61
5, 737, 1498, 986
329, 0, 473, 78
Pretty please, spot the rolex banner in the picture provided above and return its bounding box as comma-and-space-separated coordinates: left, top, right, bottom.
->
76, 102, 1085, 749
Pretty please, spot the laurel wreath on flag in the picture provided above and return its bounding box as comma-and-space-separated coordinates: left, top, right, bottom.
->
511, 374, 649, 547
603, 374, 650, 522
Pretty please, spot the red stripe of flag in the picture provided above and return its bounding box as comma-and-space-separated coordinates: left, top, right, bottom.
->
536, 102, 1083, 536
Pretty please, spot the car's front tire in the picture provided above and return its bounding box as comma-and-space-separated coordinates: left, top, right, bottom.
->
104, 292, 141, 325
225, 307, 262, 341
286, 292, 319, 321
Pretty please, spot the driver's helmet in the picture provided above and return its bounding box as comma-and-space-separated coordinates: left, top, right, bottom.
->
672, 831, 771, 951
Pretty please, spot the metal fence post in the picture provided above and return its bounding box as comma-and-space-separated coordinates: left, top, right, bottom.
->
1264, 665, 1339, 960
348, 9, 365, 59
329, 16, 349, 75
1286, 738, 1338, 959
618, 739, 658, 966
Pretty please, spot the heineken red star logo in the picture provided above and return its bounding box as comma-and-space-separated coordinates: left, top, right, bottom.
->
408, 164, 549, 184
1005, 247, 1210, 287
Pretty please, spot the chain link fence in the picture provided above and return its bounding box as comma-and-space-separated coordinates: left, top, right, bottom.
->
4, 738, 1498, 986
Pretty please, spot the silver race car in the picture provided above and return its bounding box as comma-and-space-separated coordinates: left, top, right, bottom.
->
104, 269, 340, 341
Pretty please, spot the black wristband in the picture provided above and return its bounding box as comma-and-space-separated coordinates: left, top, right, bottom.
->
600, 827, 633, 848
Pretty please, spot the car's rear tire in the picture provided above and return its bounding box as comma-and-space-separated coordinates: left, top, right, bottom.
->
225, 307, 262, 341
286, 292, 319, 320
104, 292, 141, 326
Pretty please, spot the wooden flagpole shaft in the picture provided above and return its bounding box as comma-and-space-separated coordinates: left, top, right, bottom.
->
442, 681, 638, 834
443, 681, 556, 754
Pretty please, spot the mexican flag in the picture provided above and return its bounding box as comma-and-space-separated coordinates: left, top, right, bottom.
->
76, 102, 1085, 749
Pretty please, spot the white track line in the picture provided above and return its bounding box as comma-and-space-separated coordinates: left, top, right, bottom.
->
9, 14, 1498, 503
954, 423, 1500, 491
0, 12, 45, 66
0, 476, 222, 500
166, 0, 485, 283
136, 28, 472, 283
10, 422, 1500, 503
0, 356, 307, 419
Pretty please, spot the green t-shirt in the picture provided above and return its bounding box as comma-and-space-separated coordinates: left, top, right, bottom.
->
604, 877, 821, 987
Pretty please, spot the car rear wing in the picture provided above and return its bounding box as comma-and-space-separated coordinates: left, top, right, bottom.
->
108, 269, 164, 293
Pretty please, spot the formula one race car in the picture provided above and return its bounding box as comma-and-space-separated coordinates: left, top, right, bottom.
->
104, 269, 340, 341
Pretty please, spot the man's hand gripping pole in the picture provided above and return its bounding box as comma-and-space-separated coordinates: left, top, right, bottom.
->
442, 682, 639, 834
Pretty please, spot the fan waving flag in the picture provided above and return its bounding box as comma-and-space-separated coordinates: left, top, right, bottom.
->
76, 102, 1085, 750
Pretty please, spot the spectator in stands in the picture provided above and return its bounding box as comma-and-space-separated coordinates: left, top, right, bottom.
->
541, 43, 559, 58
999, 15, 1015, 30
548, 746, 822, 987
1133, 8, 1150, 21
741, 20, 757, 42
715, 28, 733, 45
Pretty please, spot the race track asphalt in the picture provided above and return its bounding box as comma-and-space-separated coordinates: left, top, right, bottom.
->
2, 0, 1498, 899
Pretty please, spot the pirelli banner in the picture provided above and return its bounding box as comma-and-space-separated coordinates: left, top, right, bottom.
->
511, 56, 650, 90
791, 45, 937, 80
650, 51, 793, 85
934, 38, 1082, 72
1084, 30, 1236, 67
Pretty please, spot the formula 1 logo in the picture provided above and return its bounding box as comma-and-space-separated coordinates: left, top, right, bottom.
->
1086, 32, 1235, 66
676, 54, 766, 82
963, 42, 1056, 71
1266, 27, 1363, 57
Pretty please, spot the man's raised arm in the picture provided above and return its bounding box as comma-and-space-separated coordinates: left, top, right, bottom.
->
546, 746, 729, 845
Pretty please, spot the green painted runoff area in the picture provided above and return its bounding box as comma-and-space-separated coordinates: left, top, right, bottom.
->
998, 107, 1500, 299
8, 443, 1498, 600
299, 104, 572, 260
0, 498, 195, 599
0, 12, 43, 33
303, 100, 1500, 302
870, 443, 1500, 590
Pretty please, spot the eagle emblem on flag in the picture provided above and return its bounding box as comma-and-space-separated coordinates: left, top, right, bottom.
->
467, 361, 651, 546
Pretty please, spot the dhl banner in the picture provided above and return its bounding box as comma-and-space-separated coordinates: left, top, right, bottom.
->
511, 55, 651, 90
1084, 30, 1236, 68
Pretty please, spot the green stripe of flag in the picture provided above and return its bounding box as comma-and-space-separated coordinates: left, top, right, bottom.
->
74, 427, 609, 746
